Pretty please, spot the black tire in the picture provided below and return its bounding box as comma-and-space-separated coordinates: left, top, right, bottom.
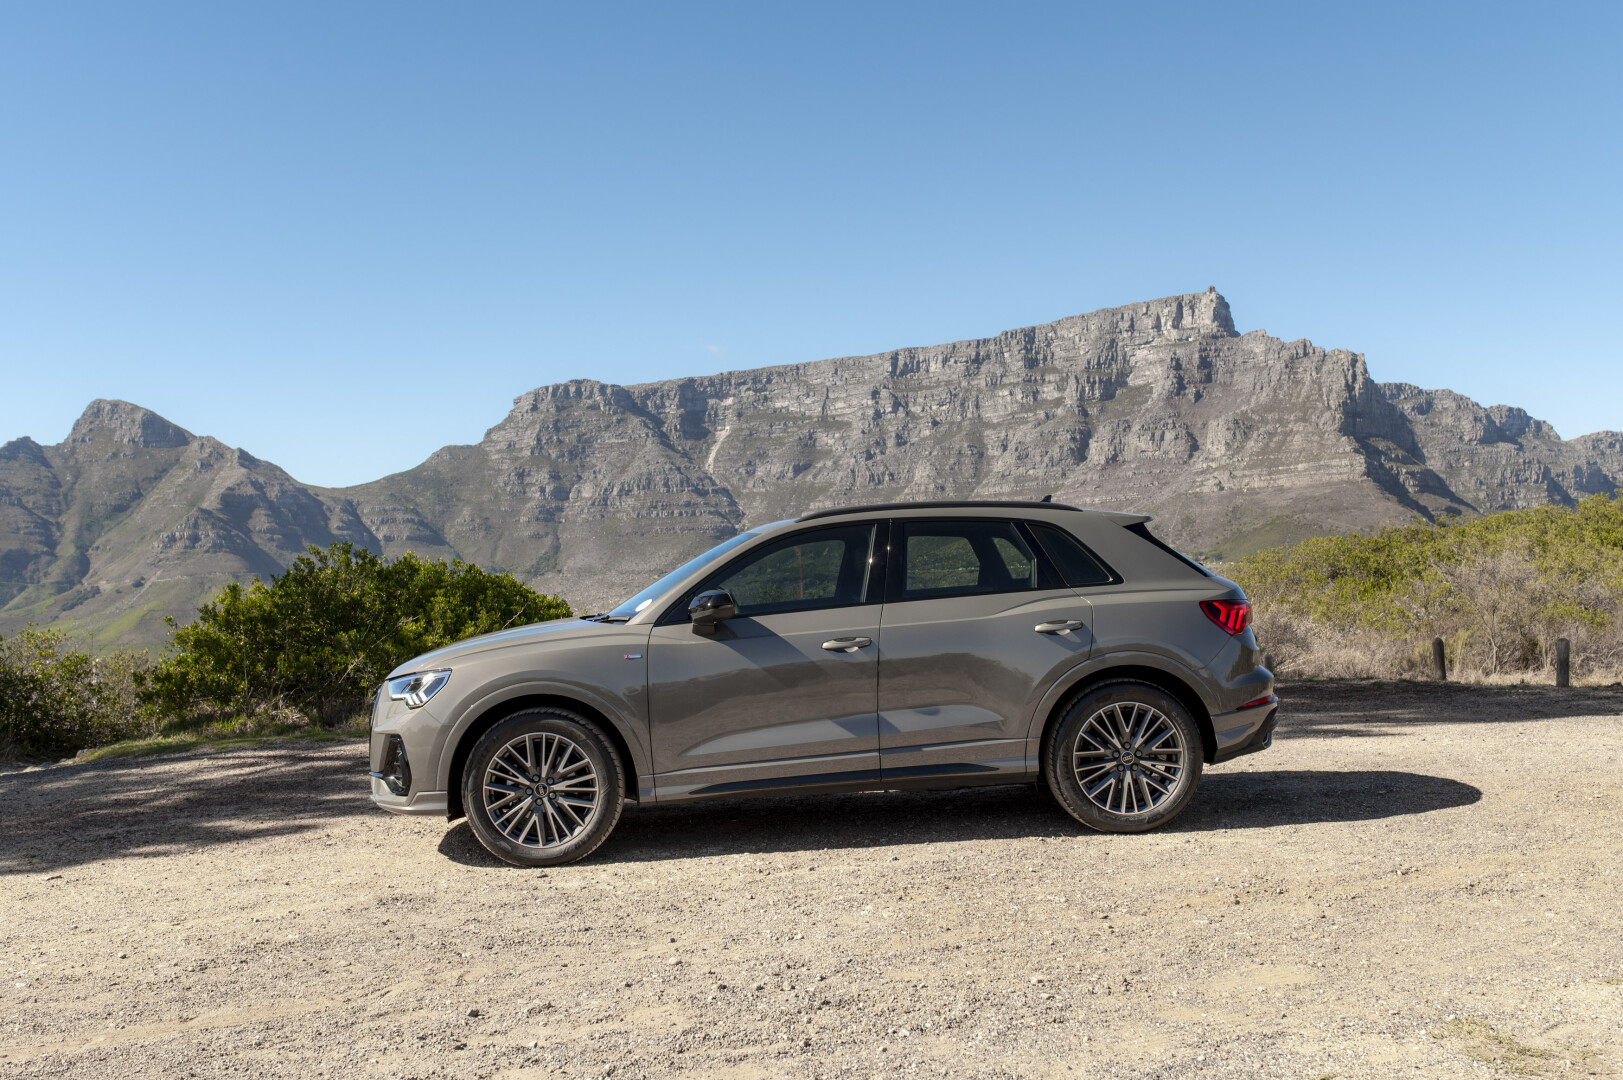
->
1044, 680, 1203, 834
462, 707, 625, 867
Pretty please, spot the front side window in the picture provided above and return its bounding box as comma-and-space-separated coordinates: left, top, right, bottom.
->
702, 524, 876, 617
897, 520, 1039, 600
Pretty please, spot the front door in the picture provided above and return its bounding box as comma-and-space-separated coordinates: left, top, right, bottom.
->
646, 523, 882, 799
877, 518, 1093, 781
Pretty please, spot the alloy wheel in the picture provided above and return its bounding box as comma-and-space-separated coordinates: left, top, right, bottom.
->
1071, 701, 1188, 816
482, 732, 601, 847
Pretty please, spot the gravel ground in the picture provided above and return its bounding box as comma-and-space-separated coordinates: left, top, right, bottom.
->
2, 681, 1621, 1080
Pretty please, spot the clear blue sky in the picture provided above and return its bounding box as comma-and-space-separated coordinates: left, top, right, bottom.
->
2, 2, 1619, 487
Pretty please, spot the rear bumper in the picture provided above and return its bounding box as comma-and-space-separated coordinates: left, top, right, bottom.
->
1210, 702, 1279, 763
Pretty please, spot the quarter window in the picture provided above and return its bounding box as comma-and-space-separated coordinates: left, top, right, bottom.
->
897, 520, 1041, 600
1028, 523, 1115, 586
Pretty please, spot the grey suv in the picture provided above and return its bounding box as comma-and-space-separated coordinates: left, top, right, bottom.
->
369, 501, 1278, 866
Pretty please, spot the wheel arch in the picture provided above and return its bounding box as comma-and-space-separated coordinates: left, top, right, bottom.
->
445, 694, 642, 820
1036, 662, 1218, 765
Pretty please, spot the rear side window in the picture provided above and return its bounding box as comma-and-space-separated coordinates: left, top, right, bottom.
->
897, 520, 1039, 600
1028, 523, 1115, 586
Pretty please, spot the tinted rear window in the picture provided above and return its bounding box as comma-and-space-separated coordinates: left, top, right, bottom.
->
897, 520, 1040, 600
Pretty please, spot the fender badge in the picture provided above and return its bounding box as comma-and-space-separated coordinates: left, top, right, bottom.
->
624, 653, 643, 660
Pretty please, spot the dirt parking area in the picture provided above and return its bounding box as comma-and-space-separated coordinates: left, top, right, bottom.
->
1, 681, 1621, 1080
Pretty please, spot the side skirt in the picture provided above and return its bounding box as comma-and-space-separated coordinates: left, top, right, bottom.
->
665, 770, 1040, 802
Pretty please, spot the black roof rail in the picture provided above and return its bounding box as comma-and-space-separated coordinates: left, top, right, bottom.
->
796, 499, 1084, 522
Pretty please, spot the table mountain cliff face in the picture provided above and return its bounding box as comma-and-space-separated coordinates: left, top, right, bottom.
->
5, 290, 1620, 649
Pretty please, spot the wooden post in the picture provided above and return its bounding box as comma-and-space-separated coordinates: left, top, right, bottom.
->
1555, 638, 1570, 688
1432, 637, 1447, 682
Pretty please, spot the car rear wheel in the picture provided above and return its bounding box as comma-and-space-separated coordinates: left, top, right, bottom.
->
1044, 681, 1203, 833
462, 707, 625, 866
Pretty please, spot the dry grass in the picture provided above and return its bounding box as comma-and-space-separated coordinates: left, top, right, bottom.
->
1242, 554, 1623, 684
1254, 606, 1623, 683
1226, 496, 1623, 683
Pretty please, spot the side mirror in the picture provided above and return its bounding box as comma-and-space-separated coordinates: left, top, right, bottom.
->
688, 589, 736, 635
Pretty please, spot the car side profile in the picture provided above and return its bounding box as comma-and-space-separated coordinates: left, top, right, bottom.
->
369, 501, 1278, 866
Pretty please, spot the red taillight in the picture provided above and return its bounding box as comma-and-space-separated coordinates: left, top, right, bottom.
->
1201, 599, 1251, 635
1237, 694, 1276, 711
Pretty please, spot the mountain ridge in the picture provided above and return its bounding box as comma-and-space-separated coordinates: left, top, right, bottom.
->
5, 290, 1621, 650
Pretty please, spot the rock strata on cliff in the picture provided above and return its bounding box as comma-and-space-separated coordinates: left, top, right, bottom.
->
340, 289, 1623, 611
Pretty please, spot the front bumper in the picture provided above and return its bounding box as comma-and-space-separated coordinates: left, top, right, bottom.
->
368, 684, 455, 814
370, 778, 450, 816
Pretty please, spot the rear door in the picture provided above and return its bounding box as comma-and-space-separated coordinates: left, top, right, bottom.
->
646, 523, 884, 799
876, 518, 1093, 781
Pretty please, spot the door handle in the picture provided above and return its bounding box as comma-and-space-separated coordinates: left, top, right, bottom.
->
1034, 620, 1085, 635
821, 636, 873, 652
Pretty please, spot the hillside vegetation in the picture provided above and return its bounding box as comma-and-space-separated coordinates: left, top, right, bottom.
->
1229, 493, 1623, 681
0, 543, 570, 759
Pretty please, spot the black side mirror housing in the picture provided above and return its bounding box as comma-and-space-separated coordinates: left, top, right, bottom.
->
688, 589, 737, 635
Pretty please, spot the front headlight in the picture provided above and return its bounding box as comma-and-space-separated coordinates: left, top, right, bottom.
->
387, 669, 451, 709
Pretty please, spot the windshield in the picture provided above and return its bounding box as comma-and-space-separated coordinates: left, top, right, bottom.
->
605, 531, 760, 619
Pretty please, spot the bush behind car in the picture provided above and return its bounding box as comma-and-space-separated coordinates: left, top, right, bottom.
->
0, 627, 152, 757
142, 542, 572, 725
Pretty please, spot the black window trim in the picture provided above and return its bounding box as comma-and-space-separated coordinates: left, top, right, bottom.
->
865, 519, 890, 604
883, 515, 1074, 604
1021, 520, 1124, 588
655, 520, 886, 624
1015, 520, 1069, 591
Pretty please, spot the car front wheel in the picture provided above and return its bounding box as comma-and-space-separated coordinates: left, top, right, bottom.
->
1044, 680, 1203, 833
462, 707, 625, 866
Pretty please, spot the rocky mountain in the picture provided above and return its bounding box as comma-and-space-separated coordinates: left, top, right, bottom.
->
5, 289, 1621, 650
0, 401, 380, 647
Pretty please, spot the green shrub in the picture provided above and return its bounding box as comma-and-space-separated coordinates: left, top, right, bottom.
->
0, 627, 152, 757
1228, 493, 1623, 679
142, 543, 572, 725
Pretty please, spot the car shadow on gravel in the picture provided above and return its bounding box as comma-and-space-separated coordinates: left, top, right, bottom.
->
0, 743, 372, 875
1170, 768, 1481, 831
436, 768, 1482, 867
